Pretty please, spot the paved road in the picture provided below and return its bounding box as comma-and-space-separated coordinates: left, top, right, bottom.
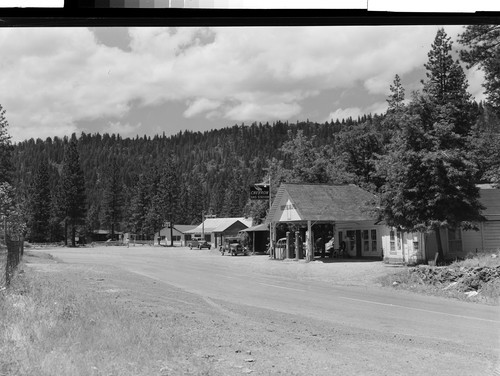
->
38, 246, 500, 374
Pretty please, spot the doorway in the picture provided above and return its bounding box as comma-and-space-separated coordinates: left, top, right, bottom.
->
355, 230, 362, 258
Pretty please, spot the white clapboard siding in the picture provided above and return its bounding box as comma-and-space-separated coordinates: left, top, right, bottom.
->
483, 221, 500, 250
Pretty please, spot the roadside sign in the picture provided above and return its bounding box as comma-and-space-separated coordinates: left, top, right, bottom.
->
250, 184, 270, 200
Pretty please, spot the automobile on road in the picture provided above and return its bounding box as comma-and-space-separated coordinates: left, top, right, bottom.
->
188, 237, 203, 249
220, 236, 248, 256
197, 241, 211, 250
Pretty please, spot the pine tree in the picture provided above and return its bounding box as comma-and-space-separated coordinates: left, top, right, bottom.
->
0, 104, 13, 184
48, 183, 65, 242
158, 155, 180, 245
459, 25, 500, 117
387, 74, 405, 113
60, 140, 87, 246
101, 160, 123, 239
27, 160, 51, 242
85, 202, 101, 241
127, 178, 149, 238
376, 28, 484, 262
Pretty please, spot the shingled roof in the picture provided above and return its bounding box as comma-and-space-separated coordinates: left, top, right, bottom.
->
267, 183, 378, 223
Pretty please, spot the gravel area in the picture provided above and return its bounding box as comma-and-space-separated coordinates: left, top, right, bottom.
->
205, 247, 401, 287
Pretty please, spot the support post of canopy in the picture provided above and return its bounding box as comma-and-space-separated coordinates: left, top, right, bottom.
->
306, 220, 313, 262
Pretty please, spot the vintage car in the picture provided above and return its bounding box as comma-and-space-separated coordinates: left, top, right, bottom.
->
188, 237, 203, 249
220, 236, 248, 256
197, 241, 211, 250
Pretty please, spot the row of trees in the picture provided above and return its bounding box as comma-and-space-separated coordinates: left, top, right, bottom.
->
10, 26, 500, 251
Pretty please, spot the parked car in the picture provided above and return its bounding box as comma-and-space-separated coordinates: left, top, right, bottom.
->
198, 241, 211, 250
188, 237, 203, 249
220, 236, 248, 256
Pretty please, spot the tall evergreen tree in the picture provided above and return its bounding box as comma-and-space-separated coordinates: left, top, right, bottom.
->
376, 28, 484, 262
127, 178, 149, 238
101, 160, 123, 239
158, 155, 181, 245
0, 104, 13, 184
387, 74, 406, 113
27, 160, 51, 242
422, 28, 474, 137
459, 25, 500, 117
60, 140, 87, 246
85, 202, 101, 241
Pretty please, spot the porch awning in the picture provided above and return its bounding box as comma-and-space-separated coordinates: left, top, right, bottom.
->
241, 223, 269, 232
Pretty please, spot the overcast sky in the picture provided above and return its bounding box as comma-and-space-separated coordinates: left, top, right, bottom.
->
0, 25, 487, 143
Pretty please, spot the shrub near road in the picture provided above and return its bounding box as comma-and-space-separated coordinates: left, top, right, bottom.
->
379, 251, 500, 305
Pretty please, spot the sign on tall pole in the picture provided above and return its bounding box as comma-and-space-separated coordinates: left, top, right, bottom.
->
249, 184, 270, 200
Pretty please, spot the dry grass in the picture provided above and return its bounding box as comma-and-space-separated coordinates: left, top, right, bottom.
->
454, 249, 500, 268
0, 264, 211, 376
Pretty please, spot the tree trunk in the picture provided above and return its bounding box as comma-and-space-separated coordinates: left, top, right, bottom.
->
64, 218, 68, 246
71, 223, 76, 247
170, 223, 174, 247
435, 228, 444, 264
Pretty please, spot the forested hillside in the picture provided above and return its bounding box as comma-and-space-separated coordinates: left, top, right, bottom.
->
11, 118, 351, 232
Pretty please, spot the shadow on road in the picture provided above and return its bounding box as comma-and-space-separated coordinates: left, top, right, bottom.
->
313, 257, 383, 264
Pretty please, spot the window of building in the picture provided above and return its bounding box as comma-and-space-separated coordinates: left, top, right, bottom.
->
371, 229, 377, 252
346, 230, 355, 253
448, 228, 463, 253
390, 230, 396, 254
363, 230, 369, 252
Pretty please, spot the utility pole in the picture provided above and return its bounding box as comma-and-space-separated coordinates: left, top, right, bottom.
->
201, 211, 205, 240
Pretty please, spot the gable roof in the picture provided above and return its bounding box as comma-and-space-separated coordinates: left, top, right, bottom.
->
157, 224, 197, 237
267, 183, 377, 223
185, 217, 250, 234
173, 225, 198, 233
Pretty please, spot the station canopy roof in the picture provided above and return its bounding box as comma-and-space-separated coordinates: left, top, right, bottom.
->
266, 183, 378, 223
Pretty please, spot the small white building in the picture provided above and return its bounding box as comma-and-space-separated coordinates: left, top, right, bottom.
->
155, 224, 197, 246
185, 217, 252, 248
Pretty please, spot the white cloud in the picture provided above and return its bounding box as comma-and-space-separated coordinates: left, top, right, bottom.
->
324, 107, 363, 122
466, 67, 487, 102
224, 102, 302, 122
103, 121, 142, 136
0, 25, 476, 142
324, 101, 388, 123
183, 98, 221, 118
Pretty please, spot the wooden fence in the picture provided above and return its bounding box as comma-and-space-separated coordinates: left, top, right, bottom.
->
0, 235, 24, 289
